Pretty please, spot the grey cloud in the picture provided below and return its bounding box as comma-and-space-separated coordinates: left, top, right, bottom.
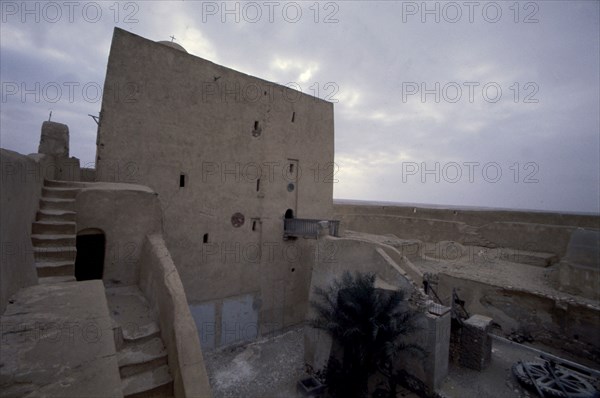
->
1, 1, 598, 213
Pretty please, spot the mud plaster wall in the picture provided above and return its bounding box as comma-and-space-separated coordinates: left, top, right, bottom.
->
305, 236, 449, 390
75, 185, 162, 285
334, 203, 599, 257
0, 149, 49, 312
139, 234, 212, 398
96, 28, 334, 346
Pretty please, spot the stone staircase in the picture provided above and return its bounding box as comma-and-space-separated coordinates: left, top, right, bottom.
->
106, 285, 174, 397
29, 181, 176, 396
32, 180, 80, 284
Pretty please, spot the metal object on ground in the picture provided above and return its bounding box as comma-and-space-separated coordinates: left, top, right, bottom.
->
512, 360, 599, 398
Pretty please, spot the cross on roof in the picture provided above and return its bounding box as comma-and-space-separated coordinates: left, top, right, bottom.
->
170, 35, 176, 42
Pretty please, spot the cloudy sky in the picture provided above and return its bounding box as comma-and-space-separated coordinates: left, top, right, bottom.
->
1, 1, 599, 213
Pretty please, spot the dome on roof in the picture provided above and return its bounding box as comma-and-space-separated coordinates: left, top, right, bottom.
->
157, 41, 187, 53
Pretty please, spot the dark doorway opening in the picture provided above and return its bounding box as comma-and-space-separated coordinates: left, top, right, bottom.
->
285, 209, 294, 219
75, 231, 105, 281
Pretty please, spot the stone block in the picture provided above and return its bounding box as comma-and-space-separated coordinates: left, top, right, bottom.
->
459, 314, 492, 371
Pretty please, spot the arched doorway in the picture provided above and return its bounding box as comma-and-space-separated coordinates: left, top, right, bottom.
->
75, 228, 105, 281
284, 209, 294, 219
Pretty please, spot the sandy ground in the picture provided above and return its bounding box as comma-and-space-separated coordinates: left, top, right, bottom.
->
203, 325, 600, 398
345, 231, 599, 308
204, 327, 307, 398
203, 326, 421, 398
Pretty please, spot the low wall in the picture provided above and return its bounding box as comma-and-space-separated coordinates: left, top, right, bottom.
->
305, 235, 450, 391
139, 234, 212, 398
335, 200, 599, 227
0, 149, 55, 312
334, 201, 599, 257
75, 183, 162, 285
435, 273, 600, 363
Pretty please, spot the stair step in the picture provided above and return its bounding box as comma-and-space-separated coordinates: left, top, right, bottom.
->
106, 286, 161, 343
123, 322, 160, 343
121, 364, 173, 397
33, 246, 76, 262
32, 220, 76, 235
31, 234, 76, 247
40, 198, 75, 211
36, 261, 74, 277
36, 209, 76, 222
42, 186, 80, 199
44, 179, 88, 188
118, 337, 168, 377
38, 275, 76, 284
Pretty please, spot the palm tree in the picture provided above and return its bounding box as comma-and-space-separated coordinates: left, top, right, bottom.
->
310, 271, 424, 398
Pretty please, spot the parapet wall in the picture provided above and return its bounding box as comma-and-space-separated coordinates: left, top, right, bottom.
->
334, 200, 600, 257
0, 149, 54, 312
139, 234, 212, 398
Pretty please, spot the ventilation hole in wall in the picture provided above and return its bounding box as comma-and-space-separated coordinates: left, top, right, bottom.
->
180, 174, 186, 188
291, 112, 295, 123
291, 267, 295, 273
256, 178, 260, 192
264, 91, 267, 95
203, 233, 208, 243
252, 121, 262, 137
252, 221, 256, 231
453, 211, 458, 215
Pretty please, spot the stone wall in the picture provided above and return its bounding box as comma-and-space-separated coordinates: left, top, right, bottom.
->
452, 315, 493, 371
436, 273, 600, 362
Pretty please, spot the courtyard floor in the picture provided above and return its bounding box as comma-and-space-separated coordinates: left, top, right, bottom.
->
202, 325, 600, 398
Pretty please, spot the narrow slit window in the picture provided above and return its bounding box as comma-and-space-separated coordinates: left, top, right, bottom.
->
256, 178, 260, 192
291, 112, 295, 123
289, 164, 294, 173
180, 174, 186, 188
252, 221, 256, 231
203, 233, 208, 243
254, 121, 259, 130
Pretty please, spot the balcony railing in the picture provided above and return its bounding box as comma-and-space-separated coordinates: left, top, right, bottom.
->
283, 218, 340, 239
